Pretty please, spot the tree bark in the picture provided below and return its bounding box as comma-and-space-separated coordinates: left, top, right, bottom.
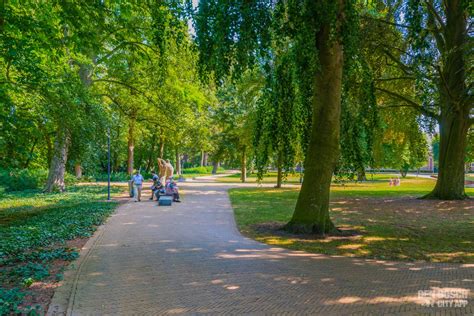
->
286, 12, 343, 234
203, 152, 208, 166
23, 137, 38, 169
175, 149, 181, 175
127, 119, 135, 175
400, 168, 408, 178
212, 161, 219, 174
200, 150, 205, 167
241, 147, 247, 183
146, 133, 156, 171
425, 0, 470, 200
44, 126, 69, 192
74, 163, 82, 179
357, 168, 367, 181
424, 112, 469, 199
159, 136, 165, 158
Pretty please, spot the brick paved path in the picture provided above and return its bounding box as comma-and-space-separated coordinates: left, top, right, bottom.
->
49, 182, 473, 315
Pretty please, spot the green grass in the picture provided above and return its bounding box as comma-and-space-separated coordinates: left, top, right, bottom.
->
217, 172, 303, 183
217, 172, 432, 184
0, 185, 122, 314
229, 178, 474, 263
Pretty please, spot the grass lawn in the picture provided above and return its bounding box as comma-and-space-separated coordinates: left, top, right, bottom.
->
217, 171, 431, 184
0, 185, 123, 314
217, 172, 303, 183
229, 177, 474, 263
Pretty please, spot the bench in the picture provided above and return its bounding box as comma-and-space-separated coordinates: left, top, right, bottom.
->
158, 195, 173, 206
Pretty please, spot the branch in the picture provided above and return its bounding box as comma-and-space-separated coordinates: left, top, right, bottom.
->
424, 0, 445, 30
362, 14, 435, 32
375, 87, 440, 120
362, 15, 414, 30
96, 41, 157, 63
382, 49, 414, 76
374, 76, 415, 82
94, 78, 163, 109
425, 0, 445, 52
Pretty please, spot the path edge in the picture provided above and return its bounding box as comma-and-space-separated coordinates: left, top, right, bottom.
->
46, 202, 126, 315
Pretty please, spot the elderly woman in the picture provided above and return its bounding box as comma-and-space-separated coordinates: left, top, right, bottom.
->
165, 177, 181, 202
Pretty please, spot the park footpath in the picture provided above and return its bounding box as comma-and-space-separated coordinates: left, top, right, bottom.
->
48, 180, 473, 315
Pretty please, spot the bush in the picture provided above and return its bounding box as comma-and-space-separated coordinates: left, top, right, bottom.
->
0, 169, 77, 192
0, 288, 25, 315
181, 166, 225, 174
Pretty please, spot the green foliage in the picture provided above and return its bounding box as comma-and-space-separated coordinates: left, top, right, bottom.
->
181, 166, 217, 174
0, 287, 25, 315
0, 185, 120, 312
0, 169, 76, 192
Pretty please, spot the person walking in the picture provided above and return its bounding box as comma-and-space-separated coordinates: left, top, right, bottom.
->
131, 170, 144, 202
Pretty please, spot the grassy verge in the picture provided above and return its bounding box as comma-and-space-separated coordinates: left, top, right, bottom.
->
217, 172, 303, 183
0, 185, 122, 314
217, 172, 430, 184
229, 179, 474, 263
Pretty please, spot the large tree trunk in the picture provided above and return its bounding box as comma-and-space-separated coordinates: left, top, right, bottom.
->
241, 147, 247, 183
425, 112, 469, 199
44, 127, 70, 192
425, 0, 470, 200
286, 15, 343, 234
127, 119, 135, 175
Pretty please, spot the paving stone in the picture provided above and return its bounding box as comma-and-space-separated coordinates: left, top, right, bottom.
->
48, 182, 474, 315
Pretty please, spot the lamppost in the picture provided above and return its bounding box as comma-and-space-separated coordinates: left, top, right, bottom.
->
107, 128, 111, 201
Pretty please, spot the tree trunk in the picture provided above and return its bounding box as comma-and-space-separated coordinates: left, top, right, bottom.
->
127, 119, 135, 175
24, 137, 38, 169
241, 147, 247, 183
424, 112, 469, 199
357, 168, 367, 181
400, 168, 408, 178
200, 150, 205, 167
74, 163, 82, 179
212, 161, 219, 174
175, 149, 181, 175
44, 127, 69, 192
146, 134, 156, 171
425, 0, 470, 200
286, 15, 343, 234
276, 153, 283, 188
203, 152, 208, 166
159, 137, 165, 158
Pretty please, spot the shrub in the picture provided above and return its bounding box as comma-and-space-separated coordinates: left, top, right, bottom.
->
0, 169, 77, 192
0, 287, 25, 315
182, 166, 219, 174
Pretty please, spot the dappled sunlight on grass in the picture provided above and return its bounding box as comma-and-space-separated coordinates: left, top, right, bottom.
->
229, 178, 474, 263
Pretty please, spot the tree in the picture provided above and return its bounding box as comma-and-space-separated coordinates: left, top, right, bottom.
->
195, 1, 359, 233
370, 0, 473, 199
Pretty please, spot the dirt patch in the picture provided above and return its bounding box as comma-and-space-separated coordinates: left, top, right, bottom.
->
251, 221, 363, 241
17, 237, 88, 313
